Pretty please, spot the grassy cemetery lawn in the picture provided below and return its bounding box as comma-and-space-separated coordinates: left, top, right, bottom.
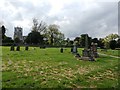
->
98, 49, 120, 57
2, 46, 118, 88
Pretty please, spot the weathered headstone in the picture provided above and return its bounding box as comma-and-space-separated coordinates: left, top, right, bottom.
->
72, 41, 78, 54
82, 49, 90, 57
10, 45, 14, 51
16, 46, 20, 51
73, 46, 77, 53
60, 47, 63, 53
89, 48, 95, 61
91, 42, 99, 58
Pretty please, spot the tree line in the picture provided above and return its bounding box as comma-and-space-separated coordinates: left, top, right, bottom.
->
0, 18, 120, 49
25, 18, 65, 46
1, 25, 14, 45
72, 33, 120, 50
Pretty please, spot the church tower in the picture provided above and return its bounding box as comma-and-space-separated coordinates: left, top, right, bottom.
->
14, 27, 23, 41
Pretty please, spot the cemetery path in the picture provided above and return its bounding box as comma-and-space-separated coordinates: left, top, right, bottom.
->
98, 53, 120, 59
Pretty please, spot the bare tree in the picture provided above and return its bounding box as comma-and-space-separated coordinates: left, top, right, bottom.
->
32, 18, 47, 34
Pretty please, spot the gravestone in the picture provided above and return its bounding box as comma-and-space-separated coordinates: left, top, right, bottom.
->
73, 45, 77, 53
91, 42, 99, 58
16, 46, 20, 51
10, 45, 14, 51
82, 35, 90, 57
25, 46, 29, 51
89, 48, 95, 61
75, 53, 81, 58
60, 47, 63, 53
81, 35, 95, 61
71, 47, 73, 52
82, 49, 90, 57
72, 41, 78, 54
40, 46, 46, 49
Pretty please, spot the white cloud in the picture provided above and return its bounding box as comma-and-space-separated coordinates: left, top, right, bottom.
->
0, 0, 119, 39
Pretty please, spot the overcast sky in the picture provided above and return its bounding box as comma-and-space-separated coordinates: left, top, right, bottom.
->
0, 0, 119, 39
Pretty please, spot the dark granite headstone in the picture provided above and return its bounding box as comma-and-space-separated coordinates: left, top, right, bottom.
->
82, 35, 90, 57
60, 48, 63, 53
71, 47, 73, 52
25, 46, 29, 51
10, 46, 14, 51
16, 46, 20, 51
40, 46, 46, 49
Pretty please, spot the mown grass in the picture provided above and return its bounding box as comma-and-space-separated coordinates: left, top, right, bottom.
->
98, 49, 120, 57
2, 46, 118, 88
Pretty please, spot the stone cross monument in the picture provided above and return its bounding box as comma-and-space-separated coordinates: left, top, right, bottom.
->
85, 34, 88, 49
82, 35, 90, 57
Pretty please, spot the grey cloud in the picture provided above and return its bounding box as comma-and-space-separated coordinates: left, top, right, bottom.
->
8, 0, 51, 19
57, 2, 118, 39
1, 0, 52, 38
0, 0, 118, 39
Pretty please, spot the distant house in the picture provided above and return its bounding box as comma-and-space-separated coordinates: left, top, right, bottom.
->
14, 27, 23, 41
